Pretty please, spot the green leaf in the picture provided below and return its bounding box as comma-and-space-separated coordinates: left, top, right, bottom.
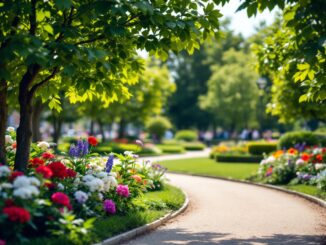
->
54, 0, 72, 10
299, 94, 307, 103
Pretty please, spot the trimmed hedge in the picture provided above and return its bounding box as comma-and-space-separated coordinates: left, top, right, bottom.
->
247, 142, 277, 156
182, 142, 206, 151
215, 154, 263, 163
92, 143, 162, 156
157, 145, 185, 154
278, 131, 319, 149
175, 130, 197, 142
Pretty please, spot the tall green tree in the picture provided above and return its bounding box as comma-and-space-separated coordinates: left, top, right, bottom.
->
0, 0, 222, 170
167, 20, 244, 130
199, 49, 259, 131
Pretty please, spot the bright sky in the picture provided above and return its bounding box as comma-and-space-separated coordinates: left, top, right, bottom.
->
219, 0, 278, 37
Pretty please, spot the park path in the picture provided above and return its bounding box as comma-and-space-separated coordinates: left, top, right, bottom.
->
123, 153, 326, 245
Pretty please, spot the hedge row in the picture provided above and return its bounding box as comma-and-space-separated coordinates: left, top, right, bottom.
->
247, 142, 277, 156
215, 154, 263, 163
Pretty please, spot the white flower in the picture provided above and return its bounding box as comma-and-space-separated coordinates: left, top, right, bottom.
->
0, 166, 11, 177
73, 177, 81, 186
315, 164, 326, 171
313, 148, 322, 155
85, 178, 104, 192
296, 159, 305, 166
124, 151, 133, 156
107, 176, 117, 187
74, 190, 88, 204
37, 141, 50, 150
57, 183, 65, 190
29, 177, 40, 186
0, 183, 13, 189
13, 176, 40, 188
96, 171, 108, 179
13, 186, 39, 199
82, 174, 95, 182
7, 127, 15, 132
5, 135, 13, 144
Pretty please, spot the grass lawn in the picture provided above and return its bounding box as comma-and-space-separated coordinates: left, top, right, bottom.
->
161, 157, 325, 200
18, 185, 185, 245
161, 157, 259, 180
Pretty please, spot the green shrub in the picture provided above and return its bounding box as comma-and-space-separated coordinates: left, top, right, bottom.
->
93, 143, 162, 156
247, 142, 277, 156
182, 142, 205, 151
278, 131, 319, 149
157, 145, 185, 154
175, 130, 197, 142
61, 136, 77, 144
146, 116, 172, 142
314, 132, 326, 147
215, 154, 263, 163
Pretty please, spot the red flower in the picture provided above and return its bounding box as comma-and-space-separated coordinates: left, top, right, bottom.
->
29, 157, 45, 168
87, 136, 98, 146
47, 162, 67, 179
35, 166, 53, 178
9, 171, 24, 181
66, 168, 76, 178
42, 152, 55, 160
3, 206, 31, 223
12, 143, 16, 149
301, 153, 310, 162
316, 154, 323, 163
51, 192, 70, 207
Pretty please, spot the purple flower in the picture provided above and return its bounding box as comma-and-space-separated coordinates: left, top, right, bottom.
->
69, 145, 79, 157
105, 154, 114, 174
103, 199, 116, 214
69, 139, 89, 157
294, 143, 306, 152
116, 184, 130, 197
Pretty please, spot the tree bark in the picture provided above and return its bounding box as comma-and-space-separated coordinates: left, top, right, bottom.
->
0, 81, 8, 165
98, 119, 106, 142
14, 65, 40, 171
90, 120, 95, 135
118, 118, 126, 139
32, 99, 44, 142
52, 115, 62, 146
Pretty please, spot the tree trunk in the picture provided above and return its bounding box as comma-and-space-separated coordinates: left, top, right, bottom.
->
52, 115, 62, 146
32, 99, 44, 142
0, 81, 8, 165
98, 119, 106, 143
118, 118, 126, 139
90, 120, 95, 135
14, 65, 40, 171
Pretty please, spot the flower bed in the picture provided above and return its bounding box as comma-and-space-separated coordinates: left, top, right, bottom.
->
257, 145, 326, 194
1, 128, 168, 244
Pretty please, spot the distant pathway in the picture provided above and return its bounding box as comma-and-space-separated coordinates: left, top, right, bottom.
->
124, 153, 326, 245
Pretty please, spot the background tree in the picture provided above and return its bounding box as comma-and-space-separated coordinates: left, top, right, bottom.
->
167, 20, 244, 130
0, 0, 222, 170
199, 49, 259, 132
78, 61, 175, 139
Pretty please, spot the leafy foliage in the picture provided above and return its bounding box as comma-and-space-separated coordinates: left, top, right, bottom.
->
199, 49, 259, 131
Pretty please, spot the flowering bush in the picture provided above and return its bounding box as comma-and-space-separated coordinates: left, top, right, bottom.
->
0, 129, 167, 244
258, 145, 326, 189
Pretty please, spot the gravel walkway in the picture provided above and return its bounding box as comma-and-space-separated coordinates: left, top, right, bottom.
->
123, 154, 326, 245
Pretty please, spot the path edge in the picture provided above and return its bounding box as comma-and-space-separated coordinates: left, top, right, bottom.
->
168, 172, 326, 208
95, 188, 189, 245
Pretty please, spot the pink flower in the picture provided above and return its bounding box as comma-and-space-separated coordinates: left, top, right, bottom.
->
103, 199, 116, 214
116, 184, 130, 197
51, 192, 71, 208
